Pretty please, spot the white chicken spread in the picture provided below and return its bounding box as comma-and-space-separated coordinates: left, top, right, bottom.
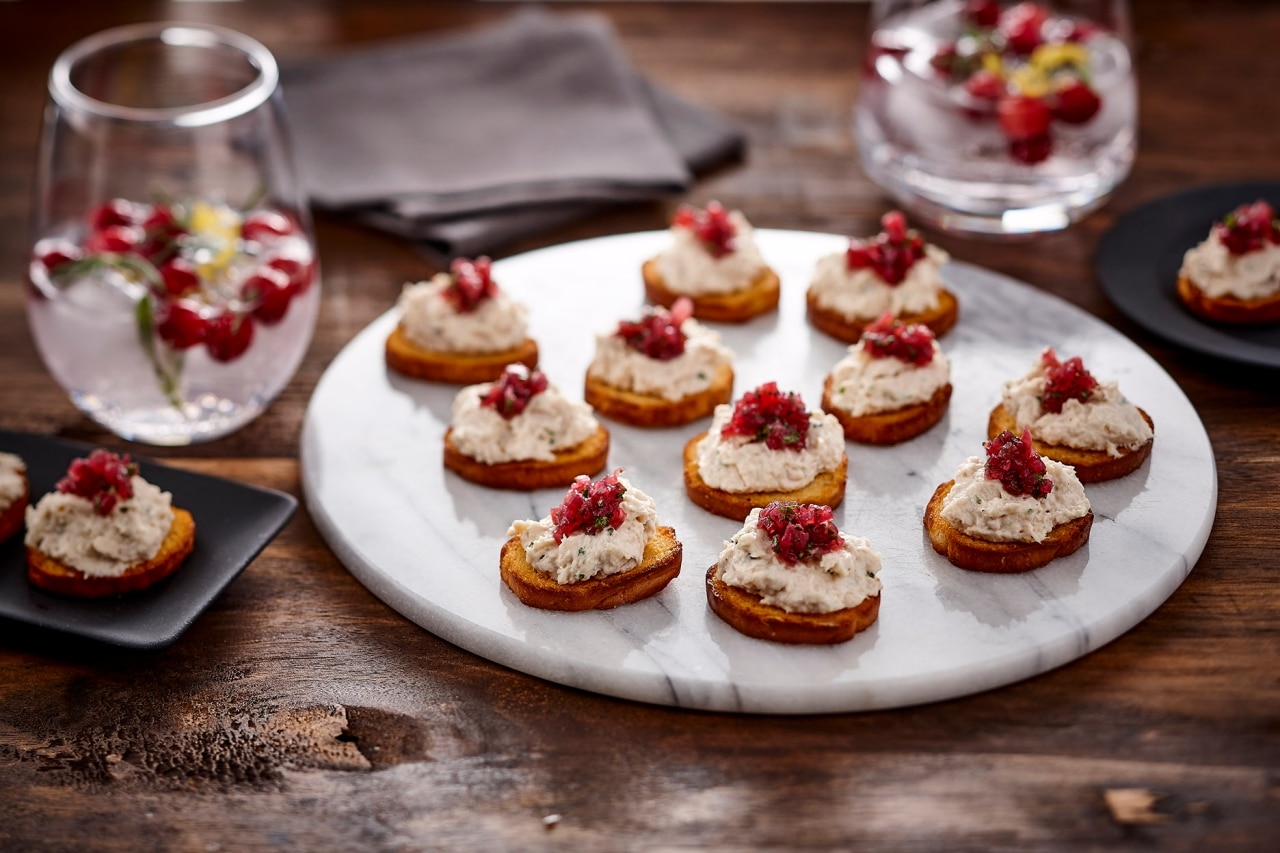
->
826, 342, 950, 417
808, 244, 948, 319
450, 381, 599, 465
715, 507, 881, 614
24, 477, 173, 577
939, 456, 1089, 544
0, 452, 25, 509
588, 317, 733, 401
397, 272, 529, 353
1180, 235, 1280, 300
1002, 355, 1152, 457
653, 211, 768, 295
696, 406, 845, 493
507, 478, 659, 585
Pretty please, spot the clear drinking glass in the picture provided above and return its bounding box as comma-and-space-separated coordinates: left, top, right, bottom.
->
27, 22, 319, 445
855, 0, 1135, 235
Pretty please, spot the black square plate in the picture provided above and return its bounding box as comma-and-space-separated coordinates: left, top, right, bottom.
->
0, 430, 296, 649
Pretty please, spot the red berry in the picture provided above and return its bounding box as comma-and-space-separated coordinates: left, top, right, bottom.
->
549, 470, 629, 544
1039, 349, 1099, 413
241, 210, 294, 243
204, 311, 255, 362
90, 199, 138, 232
34, 239, 81, 272
479, 365, 548, 420
156, 299, 208, 350
1215, 200, 1278, 255
965, 0, 1001, 28
1052, 80, 1101, 124
1064, 20, 1102, 42
616, 298, 690, 361
997, 95, 1052, 140
139, 204, 186, 263
1009, 133, 1054, 164
881, 210, 908, 243
159, 258, 200, 298
722, 382, 810, 451
56, 449, 138, 515
84, 224, 143, 254
1001, 2, 1051, 54
444, 256, 498, 312
242, 266, 293, 324
267, 255, 313, 294
930, 42, 959, 77
673, 201, 737, 258
984, 429, 1053, 499
756, 501, 844, 566
860, 312, 936, 366
845, 210, 926, 284
964, 69, 1006, 103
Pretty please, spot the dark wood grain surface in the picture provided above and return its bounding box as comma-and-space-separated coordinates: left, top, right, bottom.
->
2, 1, 1278, 850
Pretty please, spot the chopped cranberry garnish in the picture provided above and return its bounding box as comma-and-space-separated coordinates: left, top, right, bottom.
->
965, 0, 1002, 28
156, 300, 208, 350
241, 210, 294, 243
756, 501, 844, 566
1051, 80, 1101, 124
1215, 200, 1280, 255
242, 266, 294, 325
549, 470, 628, 544
1038, 348, 1098, 413
204, 311, 255, 362
34, 239, 81, 273
84, 224, 143, 254
479, 365, 548, 420
615, 297, 692, 361
1009, 133, 1054, 164
845, 210, 928, 285
997, 94, 1052, 140
984, 429, 1053, 499
443, 256, 498, 313
721, 382, 810, 452
90, 199, 138, 232
159, 258, 200, 298
56, 449, 137, 516
672, 201, 737, 259
1000, 2, 1051, 54
860, 312, 936, 366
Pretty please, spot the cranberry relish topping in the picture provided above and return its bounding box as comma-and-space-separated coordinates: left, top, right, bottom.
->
1215, 201, 1280, 256
443, 256, 498, 312
845, 210, 927, 285
615, 297, 692, 361
479, 365, 548, 420
757, 501, 844, 566
57, 449, 138, 516
673, 200, 737, 259
860, 312, 936, 366
550, 470, 627, 544
721, 382, 810, 451
984, 429, 1052, 499
1039, 348, 1098, 414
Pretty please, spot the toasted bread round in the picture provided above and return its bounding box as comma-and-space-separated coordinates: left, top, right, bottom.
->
443, 424, 610, 490
705, 566, 880, 644
987, 403, 1154, 484
806, 286, 960, 343
642, 258, 780, 323
682, 433, 848, 521
821, 375, 952, 445
924, 481, 1092, 573
385, 325, 539, 384
500, 526, 682, 611
584, 363, 734, 427
1176, 273, 1280, 325
0, 472, 28, 544
26, 507, 196, 598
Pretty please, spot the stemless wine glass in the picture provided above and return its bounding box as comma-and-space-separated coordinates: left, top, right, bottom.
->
855, 0, 1135, 235
28, 22, 320, 445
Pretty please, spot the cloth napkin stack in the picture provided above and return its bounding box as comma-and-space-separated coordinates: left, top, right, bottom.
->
281, 11, 745, 258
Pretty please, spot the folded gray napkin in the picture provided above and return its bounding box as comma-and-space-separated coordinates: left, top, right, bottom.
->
281, 11, 745, 257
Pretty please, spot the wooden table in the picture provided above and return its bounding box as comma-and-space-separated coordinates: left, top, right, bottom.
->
2, 2, 1277, 849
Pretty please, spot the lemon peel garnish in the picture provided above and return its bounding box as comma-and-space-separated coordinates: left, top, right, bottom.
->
188, 201, 242, 281
1030, 42, 1090, 75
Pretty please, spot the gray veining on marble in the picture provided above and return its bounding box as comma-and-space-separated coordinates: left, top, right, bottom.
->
301, 230, 1217, 714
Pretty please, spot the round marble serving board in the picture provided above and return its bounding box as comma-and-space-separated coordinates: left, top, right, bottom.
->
301, 229, 1217, 715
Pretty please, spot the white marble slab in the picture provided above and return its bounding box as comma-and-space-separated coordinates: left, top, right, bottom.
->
300, 229, 1217, 714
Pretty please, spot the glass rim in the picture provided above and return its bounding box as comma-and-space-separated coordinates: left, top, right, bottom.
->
49, 22, 279, 128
